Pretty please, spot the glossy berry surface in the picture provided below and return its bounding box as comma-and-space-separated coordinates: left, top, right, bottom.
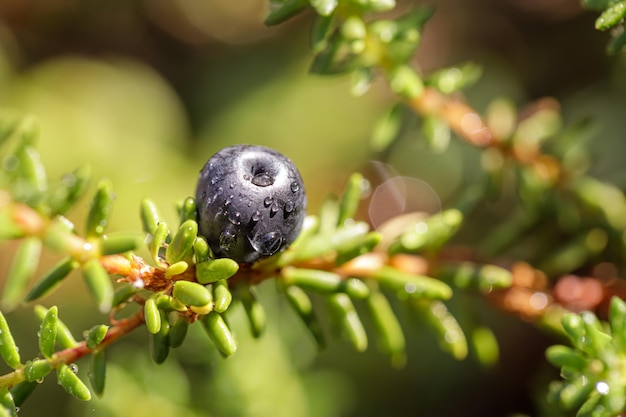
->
195, 145, 307, 264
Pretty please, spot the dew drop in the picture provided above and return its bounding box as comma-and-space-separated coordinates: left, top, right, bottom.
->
251, 211, 262, 222
263, 196, 273, 207
219, 229, 238, 251
69, 363, 79, 374
247, 201, 252, 207
270, 203, 280, 217
224, 195, 234, 207
228, 211, 242, 225
252, 173, 274, 187
249, 232, 283, 256
284, 200, 295, 213
229, 182, 235, 189
290, 181, 300, 193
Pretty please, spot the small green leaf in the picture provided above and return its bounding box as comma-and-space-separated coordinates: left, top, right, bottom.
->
580, 311, 611, 356
46, 165, 91, 216
165, 261, 188, 278
173, 281, 212, 307
282, 267, 343, 293
34, 305, 78, 349
425, 62, 482, 94
422, 116, 451, 154
85, 179, 115, 238
264, 0, 309, 26
558, 375, 595, 410
439, 262, 513, 292
2, 237, 41, 310
150, 221, 170, 267
337, 173, 366, 226
371, 103, 405, 152
201, 312, 237, 357
89, 350, 106, 398
193, 236, 211, 263
8, 381, 37, 408
24, 257, 77, 302
213, 280, 233, 313
16, 145, 47, 201
545, 345, 588, 370
374, 266, 452, 300
609, 296, 626, 352
595, 1, 626, 30
327, 293, 367, 352
311, 14, 334, 52
144, 296, 162, 335
99, 234, 142, 256
82, 259, 114, 313
471, 326, 499, 368
38, 306, 57, 358
150, 310, 170, 364
85, 324, 108, 350
23, 359, 53, 382
155, 294, 187, 312
0, 388, 17, 417
284, 285, 325, 348
168, 312, 189, 348
165, 220, 197, 265
140, 198, 161, 235
607, 25, 626, 54
112, 283, 140, 307
57, 364, 91, 401
196, 258, 239, 284
239, 286, 266, 338
366, 289, 406, 367
177, 197, 197, 225
335, 232, 382, 265
310, 0, 337, 16
413, 300, 467, 360
388, 209, 463, 255
0, 311, 21, 369
387, 65, 424, 98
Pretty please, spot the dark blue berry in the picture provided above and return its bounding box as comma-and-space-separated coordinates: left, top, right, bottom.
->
195, 145, 307, 263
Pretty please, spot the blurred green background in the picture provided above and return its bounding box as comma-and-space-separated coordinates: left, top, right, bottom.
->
0, 0, 625, 416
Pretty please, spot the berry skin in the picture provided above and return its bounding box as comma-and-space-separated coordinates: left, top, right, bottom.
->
195, 145, 307, 264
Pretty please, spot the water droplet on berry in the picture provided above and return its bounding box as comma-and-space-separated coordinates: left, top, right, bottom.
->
229, 182, 235, 189
285, 200, 294, 213
270, 203, 280, 217
251, 211, 262, 222
290, 181, 300, 193
264, 196, 273, 207
252, 173, 274, 187
247, 201, 252, 207
228, 211, 241, 225
249, 231, 283, 256
225, 195, 233, 206
219, 229, 237, 251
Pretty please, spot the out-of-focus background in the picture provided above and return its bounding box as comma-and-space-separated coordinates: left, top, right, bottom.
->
0, 0, 624, 416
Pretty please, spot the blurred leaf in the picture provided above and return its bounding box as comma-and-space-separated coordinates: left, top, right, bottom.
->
265, 0, 309, 26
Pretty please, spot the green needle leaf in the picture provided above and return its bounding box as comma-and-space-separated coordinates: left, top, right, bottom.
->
85, 179, 115, 238
38, 306, 57, 358
57, 364, 91, 401
85, 325, 108, 350
89, 350, 106, 398
177, 197, 197, 224
168, 312, 189, 348
212, 280, 233, 313
2, 237, 42, 310
201, 312, 237, 357
23, 359, 53, 382
413, 300, 467, 360
196, 258, 239, 284
99, 234, 142, 256
0, 388, 17, 417
140, 198, 161, 235
0, 311, 21, 369
34, 305, 78, 349
595, 1, 626, 30
337, 173, 366, 226
327, 293, 368, 352
239, 286, 266, 338
366, 289, 406, 367
264, 0, 309, 26
24, 257, 77, 302
82, 259, 114, 314
374, 266, 452, 300
284, 285, 325, 348
165, 220, 197, 265
172, 281, 212, 307
144, 296, 162, 335
150, 310, 170, 364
